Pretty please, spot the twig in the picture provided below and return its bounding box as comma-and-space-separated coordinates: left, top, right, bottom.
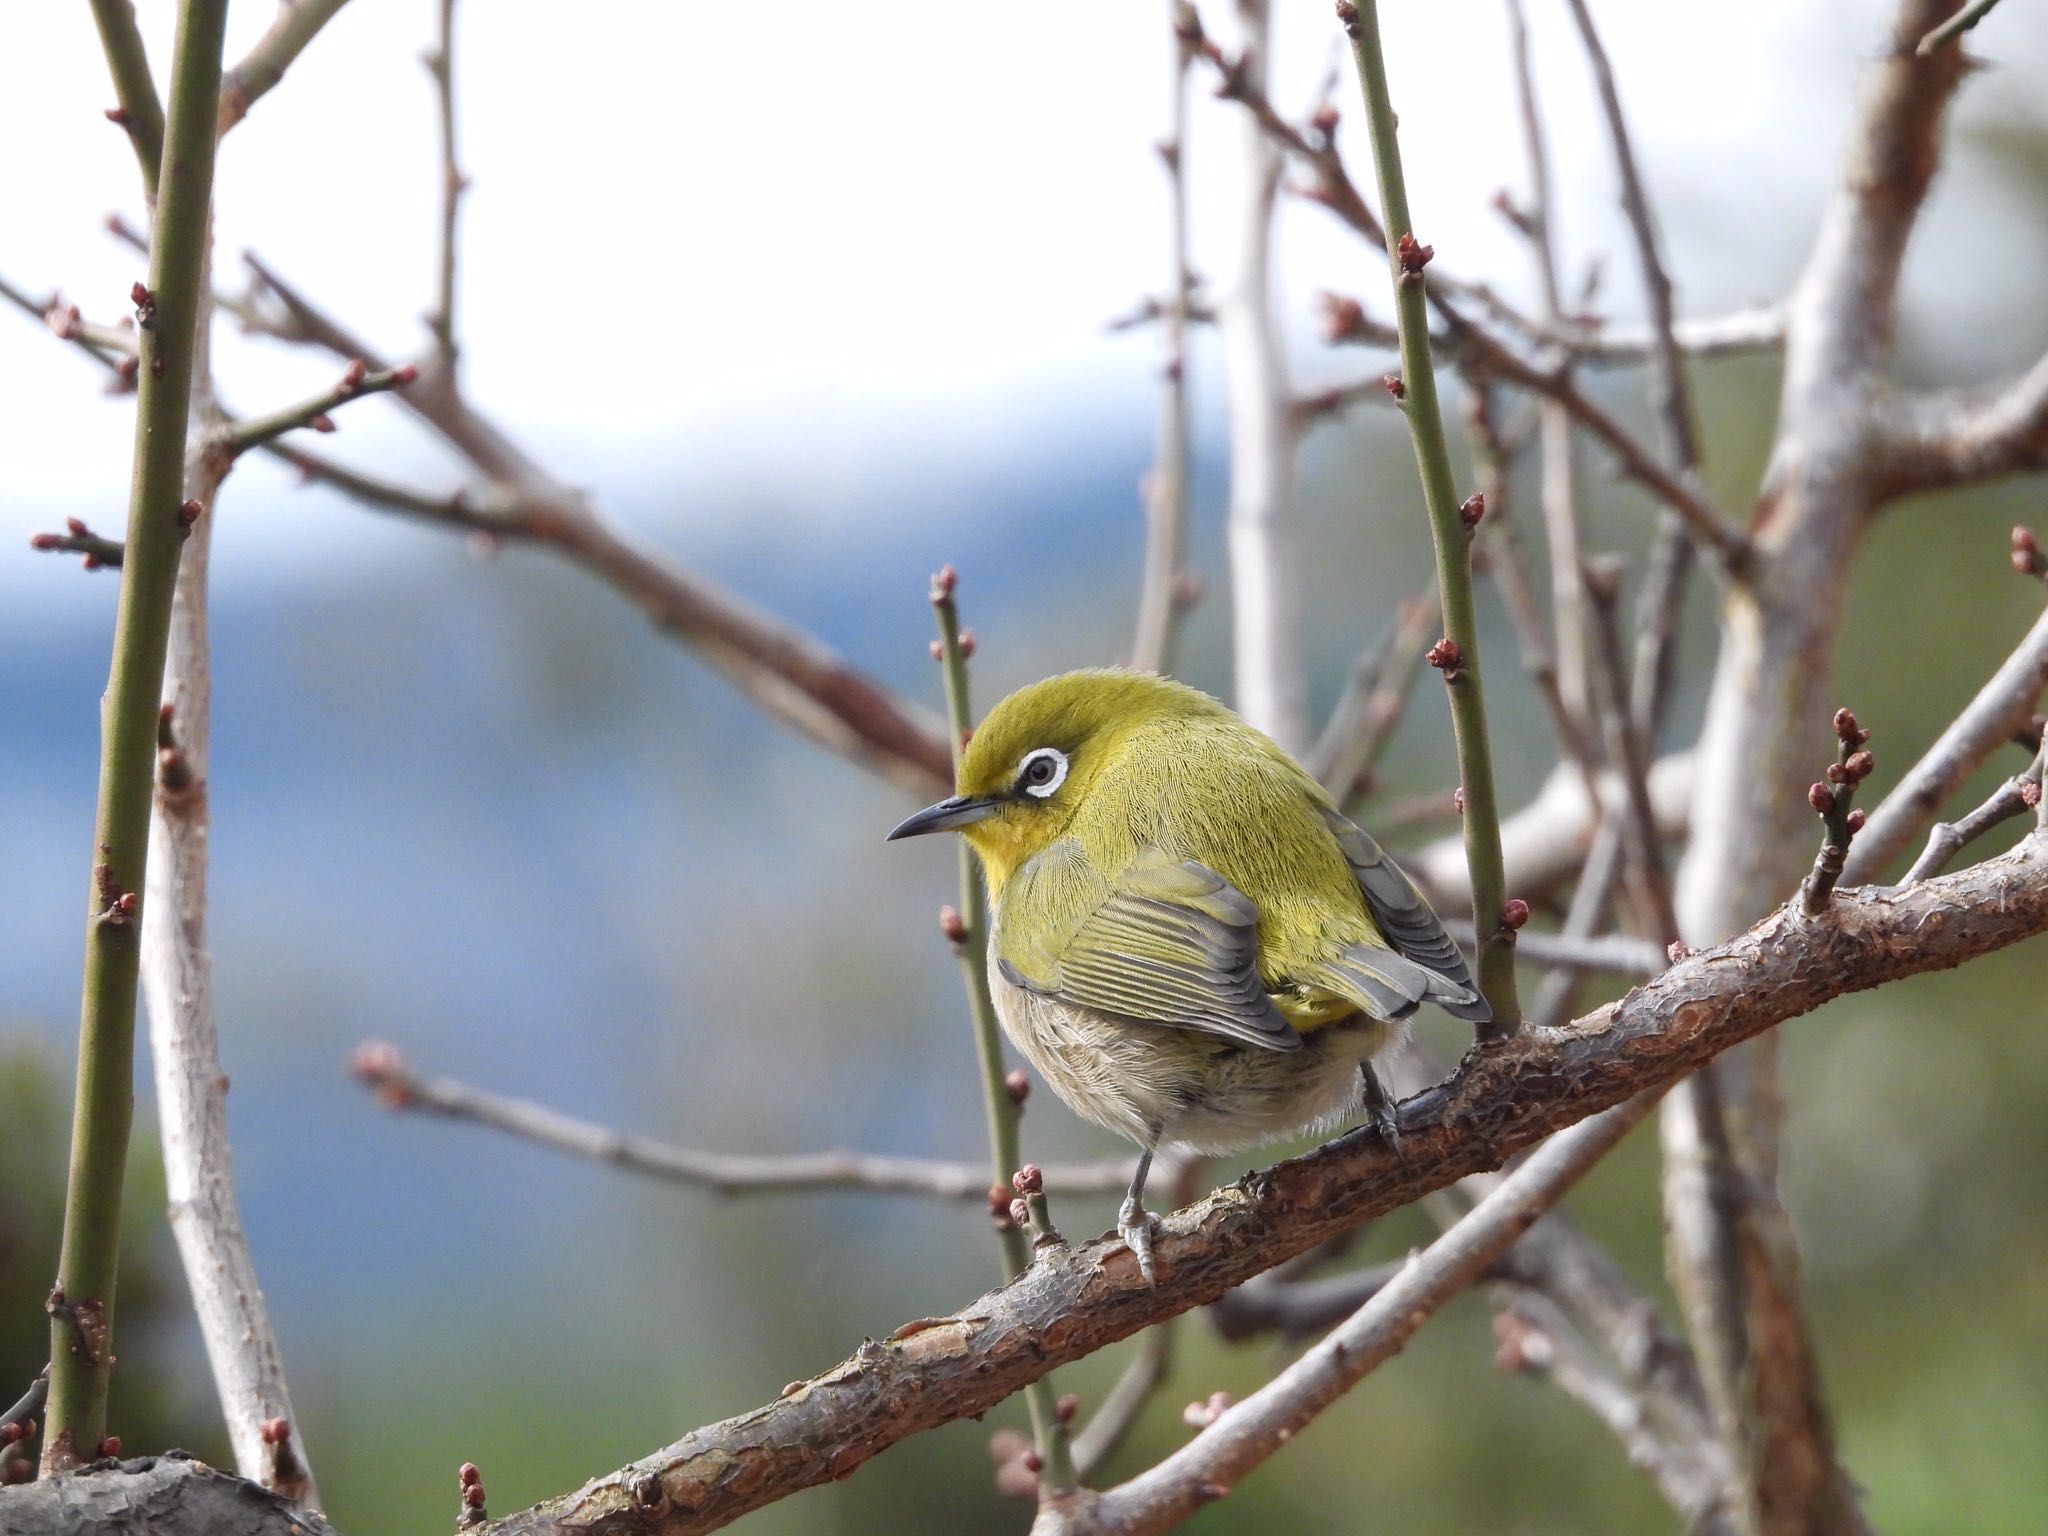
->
1305, 589, 1434, 796
1068, 1327, 1173, 1482
473, 834, 2048, 1536
1511, 307, 1786, 367
1900, 739, 2046, 882
1561, 0, 1707, 501
1916, 0, 2006, 53
1036, 1094, 1663, 1535
1130, 2, 1199, 677
1206, 1258, 1406, 1342
29, 519, 126, 572
88, 0, 165, 196
225, 252, 956, 794
347, 1039, 1139, 1200
1801, 708, 1878, 911
1216, 0, 1309, 753
213, 360, 418, 460
1492, 1294, 1732, 1532
1340, 0, 1519, 1036
1467, 389, 1604, 790
216, 0, 360, 134
145, 379, 319, 1504
1585, 560, 1682, 945
1325, 298, 1747, 568
929, 569, 1077, 1497
2, 1371, 49, 1459
423, 0, 464, 372
1501, 0, 1595, 727
1526, 819, 1628, 1030
43, 0, 232, 1477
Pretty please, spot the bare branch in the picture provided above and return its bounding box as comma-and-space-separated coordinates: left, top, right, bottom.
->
1916, 0, 2009, 53
475, 836, 2048, 1535
212, 359, 418, 461
1410, 752, 1693, 908
1306, 589, 1433, 796
231, 252, 954, 793
1492, 1294, 1733, 1533
1873, 352, 2048, 497
1900, 739, 2046, 882
1130, 3, 1199, 676
1327, 296, 1748, 565
422, 0, 464, 372
1511, 307, 1786, 367
145, 385, 318, 1505
1667, 12, 1975, 1532
29, 518, 127, 571
1068, 1327, 1173, 1483
217, 0, 359, 135
1216, 0, 1310, 753
347, 1041, 1141, 1201
1040, 1094, 1661, 1535
1206, 1258, 1406, 1343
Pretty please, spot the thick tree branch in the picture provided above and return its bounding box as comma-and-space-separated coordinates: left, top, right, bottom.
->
1671, 8, 1972, 1534
474, 836, 2048, 1535
1872, 352, 2048, 496
1037, 1093, 1662, 1535
0, 1455, 341, 1536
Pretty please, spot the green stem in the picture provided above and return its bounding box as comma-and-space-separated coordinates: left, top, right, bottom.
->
43, 0, 232, 1476
929, 572, 1077, 1496
88, 0, 166, 197
1340, 0, 1520, 1037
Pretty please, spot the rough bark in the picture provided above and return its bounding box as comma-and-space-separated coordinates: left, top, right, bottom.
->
465, 839, 2044, 1535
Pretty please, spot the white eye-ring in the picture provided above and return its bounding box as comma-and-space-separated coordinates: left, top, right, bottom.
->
1016, 746, 1070, 799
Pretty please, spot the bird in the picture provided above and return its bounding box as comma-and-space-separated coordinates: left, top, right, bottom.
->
888, 668, 1489, 1281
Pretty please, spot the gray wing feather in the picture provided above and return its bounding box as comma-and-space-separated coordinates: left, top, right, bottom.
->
1322, 810, 1493, 1025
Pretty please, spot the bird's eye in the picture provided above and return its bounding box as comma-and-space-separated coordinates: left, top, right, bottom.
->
1016, 746, 1069, 799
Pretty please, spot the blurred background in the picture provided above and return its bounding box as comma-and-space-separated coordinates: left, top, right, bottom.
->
3, 2, 2046, 1531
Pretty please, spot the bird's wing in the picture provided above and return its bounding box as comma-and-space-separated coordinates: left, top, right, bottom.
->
1319, 808, 1492, 1025
997, 846, 1302, 1053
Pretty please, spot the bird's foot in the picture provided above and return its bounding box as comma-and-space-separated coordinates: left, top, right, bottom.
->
1358, 1066, 1405, 1159
1116, 1195, 1160, 1286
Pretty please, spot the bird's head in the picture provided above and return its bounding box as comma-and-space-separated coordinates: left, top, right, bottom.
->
887, 669, 1230, 888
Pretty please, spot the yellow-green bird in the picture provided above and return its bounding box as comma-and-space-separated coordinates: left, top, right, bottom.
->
889, 669, 1488, 1280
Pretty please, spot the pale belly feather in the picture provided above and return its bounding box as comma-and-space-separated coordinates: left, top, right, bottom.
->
990, 956, 1403, 1156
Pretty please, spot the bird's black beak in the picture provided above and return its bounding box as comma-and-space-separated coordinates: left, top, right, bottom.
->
887, 794, 1001, 840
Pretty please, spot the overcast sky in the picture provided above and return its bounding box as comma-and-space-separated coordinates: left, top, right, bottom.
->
2, 2, 2042, 594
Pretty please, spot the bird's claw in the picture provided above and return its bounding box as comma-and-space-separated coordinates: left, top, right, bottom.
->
1360, 1066, 1405, 1160
1117, 1199, 1160, 1286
